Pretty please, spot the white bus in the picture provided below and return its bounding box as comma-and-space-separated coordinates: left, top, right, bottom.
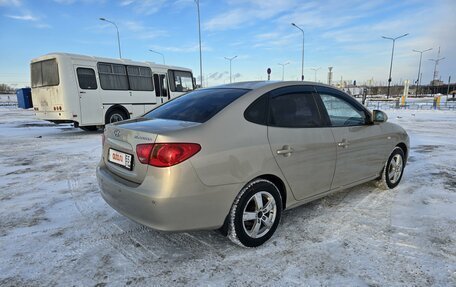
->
31, 53, 195, 131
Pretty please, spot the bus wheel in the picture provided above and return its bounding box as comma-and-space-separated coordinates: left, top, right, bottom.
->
80, 125, 98, 132
106, 109, 127, 124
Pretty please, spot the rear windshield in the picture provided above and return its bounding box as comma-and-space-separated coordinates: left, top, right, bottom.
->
143, 88, 249, 123
31, 59, 59, 88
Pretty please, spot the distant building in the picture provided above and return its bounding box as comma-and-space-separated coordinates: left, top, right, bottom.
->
430, 79, 444, 86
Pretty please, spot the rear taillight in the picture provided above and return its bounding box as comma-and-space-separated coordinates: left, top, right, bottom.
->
136, 144, 154, 164
136, 143, 201, 167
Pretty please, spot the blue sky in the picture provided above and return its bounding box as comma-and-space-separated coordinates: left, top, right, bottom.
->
0, 0, 455, 88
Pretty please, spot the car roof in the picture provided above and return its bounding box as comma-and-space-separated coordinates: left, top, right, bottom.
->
208, 81, 340, 91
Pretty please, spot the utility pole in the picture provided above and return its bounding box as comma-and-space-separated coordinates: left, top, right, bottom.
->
429, 47, 445, 96
194, 0, 203, 88
149, 49, 165, 64
382, 33, 409, 98
291, 23, 304, 81
311, 67, 321, 82
413, 48, 432, 97
278, 62, 290, 81
100, 18, 122, 58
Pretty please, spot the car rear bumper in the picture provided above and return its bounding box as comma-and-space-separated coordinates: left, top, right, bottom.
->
96, 162, 241, 231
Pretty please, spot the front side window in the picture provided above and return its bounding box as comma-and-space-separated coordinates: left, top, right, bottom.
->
31, 59, 59, 88
76, 68, 97, 90
169, 70, 194, 92
144, 88, 248, 123
319, 93, 366, 126
127, 65, 153, 91
98, 62, 129, 90
269, 92, 322, 128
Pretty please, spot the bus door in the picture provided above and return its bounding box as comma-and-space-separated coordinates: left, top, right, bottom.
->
74, 65, 102, 125
153, 74, 170, 104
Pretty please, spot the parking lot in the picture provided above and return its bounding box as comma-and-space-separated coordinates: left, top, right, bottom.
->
1, 107, 455, 286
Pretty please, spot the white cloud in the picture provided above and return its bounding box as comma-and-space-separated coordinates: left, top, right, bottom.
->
35, 23, 52, 29
119, 0, 167, 15
0, 0, 21, 6
53, 0, 106, 4
149, 43, 212, 53
53, 0, 76, 4
6, 14, 38, 21
204, 0, 296, 31
253, 32, 295, 49
94, 20, 167, 40
119, 0, 134, 6
122, 20, 167, 40
208, 71, 228, 80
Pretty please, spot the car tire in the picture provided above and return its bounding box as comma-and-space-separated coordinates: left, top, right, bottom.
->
376, 147, 405, 190
105, 109, 128, 125
228, 179, 282, 247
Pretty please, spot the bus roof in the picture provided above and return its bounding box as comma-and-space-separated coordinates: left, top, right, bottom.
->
31, 52, 192, 72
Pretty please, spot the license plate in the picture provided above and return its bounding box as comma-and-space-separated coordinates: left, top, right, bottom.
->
108, 149, 133, 170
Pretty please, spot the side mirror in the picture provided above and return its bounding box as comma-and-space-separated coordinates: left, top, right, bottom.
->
372, 110, 388, 123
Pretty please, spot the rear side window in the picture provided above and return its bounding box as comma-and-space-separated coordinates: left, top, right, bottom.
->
244, 95, 268, 125
144, 88, 249, 123
269, 92, 322, 128
127, 65, 153, 91
98, 62, 129, 90
31, 59, 59, 88
77, 68, 97, 90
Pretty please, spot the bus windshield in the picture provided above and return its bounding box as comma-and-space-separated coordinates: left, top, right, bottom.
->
169, 70, 194, 92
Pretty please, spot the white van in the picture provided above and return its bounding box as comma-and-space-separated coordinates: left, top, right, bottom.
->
31, 53, 195, 131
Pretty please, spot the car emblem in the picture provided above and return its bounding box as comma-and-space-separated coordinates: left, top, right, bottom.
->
113, 129, 120, 137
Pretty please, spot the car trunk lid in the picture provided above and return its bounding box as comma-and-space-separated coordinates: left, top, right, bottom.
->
103, 118, 200, 183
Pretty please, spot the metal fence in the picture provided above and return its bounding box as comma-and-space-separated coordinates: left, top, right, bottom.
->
0, 94, 18, 107
365, 100, 456, 111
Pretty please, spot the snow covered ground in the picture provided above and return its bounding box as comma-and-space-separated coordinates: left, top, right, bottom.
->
1, 107, 455, 286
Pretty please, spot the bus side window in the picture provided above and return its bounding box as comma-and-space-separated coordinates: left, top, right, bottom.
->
77, 68, 97, 90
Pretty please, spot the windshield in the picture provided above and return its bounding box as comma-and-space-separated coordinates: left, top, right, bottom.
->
143, 88, 249, 123
169, 70, 194, 92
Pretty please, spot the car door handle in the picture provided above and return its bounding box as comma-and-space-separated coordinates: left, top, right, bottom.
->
79, 91, 86, 94
337, 140, 350, 148
277, 146, 294, 156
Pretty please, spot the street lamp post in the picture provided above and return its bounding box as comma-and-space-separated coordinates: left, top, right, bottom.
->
278, 62, 290, 81
381, 33, 408, 98
194, 0, 203, 88
99, 17, 122, 58
291, 23, 304, 81
429, 47, 445, 97
224, 56, 238, 83
149, 49, 165, 64
311, 67, 321, 82
412, 48, 432, 97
